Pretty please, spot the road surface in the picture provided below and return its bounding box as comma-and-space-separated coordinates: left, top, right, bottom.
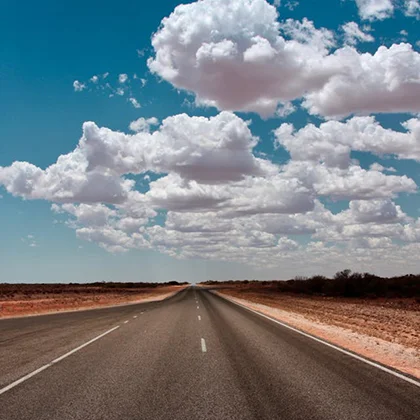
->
0, 286, 419, 419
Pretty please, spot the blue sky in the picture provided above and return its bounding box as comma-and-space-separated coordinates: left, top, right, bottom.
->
1, 0, 420, 283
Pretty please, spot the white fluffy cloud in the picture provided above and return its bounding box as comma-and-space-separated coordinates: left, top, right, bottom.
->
276, 116, 420, 166
73, 80, 86, 92
341, 22, 374, 45
1, 110, 418, 264
148, 0, 420, 119
148, 0, 337, 117
0, 157, 135, 204
128, 97, 141, 108
119, 73, 128, 83
129, 117, 159, 132
355, 0, 394, 21
303, 43, 420, 118
82, 112, 276, 183
404, 0, 420, 18
281, 161, 416, 200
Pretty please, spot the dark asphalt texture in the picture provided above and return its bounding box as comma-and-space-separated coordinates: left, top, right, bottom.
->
0, 286, 419, 420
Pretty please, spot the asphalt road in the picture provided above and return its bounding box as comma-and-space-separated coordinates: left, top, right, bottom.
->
0, 286, 419, 420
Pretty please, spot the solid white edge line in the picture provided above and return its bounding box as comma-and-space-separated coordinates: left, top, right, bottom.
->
201, 338, 207, 353
215, 292, 420, 389
0, 326, 120, 396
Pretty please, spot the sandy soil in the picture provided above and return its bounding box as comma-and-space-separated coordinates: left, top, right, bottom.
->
214, 287, 420, 379
0, 285, 184, 319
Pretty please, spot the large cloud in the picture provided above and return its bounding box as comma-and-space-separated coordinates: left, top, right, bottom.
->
148, 0, 337, 117
0, 156, 134, 204
82, 111, 274, 183
1, 111, 419, 272
276, 116, 420, 167
0, 112, 275, 206
304, 44, 420, 118
148, 0, 420, 118
281, 161, 416, 200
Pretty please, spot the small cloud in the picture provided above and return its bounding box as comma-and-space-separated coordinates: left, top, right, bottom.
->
103, 72, 109, 79
128, 97, 141, 108
136, 49, 146, 57
342, 22, 374, 46
22, 234, 37, 247
116, 88, 125, 96
369, 163, 397, 173
90, 75, 99, 83
119, 73, 128, 84
276, 102, 296, 118
400, 29, 408, 36
73, 80, 86, 92
404, 0, 420, 18
129, 117, 159, 132
284, 0, 298, 10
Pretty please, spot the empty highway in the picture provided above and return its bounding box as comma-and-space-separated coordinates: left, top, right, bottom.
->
0, 286, 419, 420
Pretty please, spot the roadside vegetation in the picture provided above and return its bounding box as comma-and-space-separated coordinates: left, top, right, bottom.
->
0, 281, 188, 298
202, 271, 420, 299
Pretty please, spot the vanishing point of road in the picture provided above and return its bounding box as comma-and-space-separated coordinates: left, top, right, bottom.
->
0, 286, 419, 420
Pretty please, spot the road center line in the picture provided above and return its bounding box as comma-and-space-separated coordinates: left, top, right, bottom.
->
198, 315, 201, 321
133, 316, 137, 319
0, 325, 120, 396
201, 338, 207, 353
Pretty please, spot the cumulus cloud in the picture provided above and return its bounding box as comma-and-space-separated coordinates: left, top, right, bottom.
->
81, 112, 276, 183
405, 0, 420, 18
303, 43, 420, 118
73, 80, 86, 92
1, 110, 418, 268
148, 0, 420, 119
281, 161, 416, 200
341, 22, 374, 45
118, 73, 128, 84
0, 112, 275, 205
129, 117, 159, 132
336, 200, 408, 225
275, 116, 420, 165
355, 0, 394, 21
128, 97, 141, 108
148, 0, 337, 117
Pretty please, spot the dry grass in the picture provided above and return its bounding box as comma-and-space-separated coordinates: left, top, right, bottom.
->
210, 283, 420, 378
0, 283, 186, 318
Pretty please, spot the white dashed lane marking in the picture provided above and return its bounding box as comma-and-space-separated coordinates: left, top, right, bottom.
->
198, 315, 201, 321
201, 338, 207, 353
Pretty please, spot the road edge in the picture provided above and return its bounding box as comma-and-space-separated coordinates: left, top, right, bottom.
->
211, 289, 420, 388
